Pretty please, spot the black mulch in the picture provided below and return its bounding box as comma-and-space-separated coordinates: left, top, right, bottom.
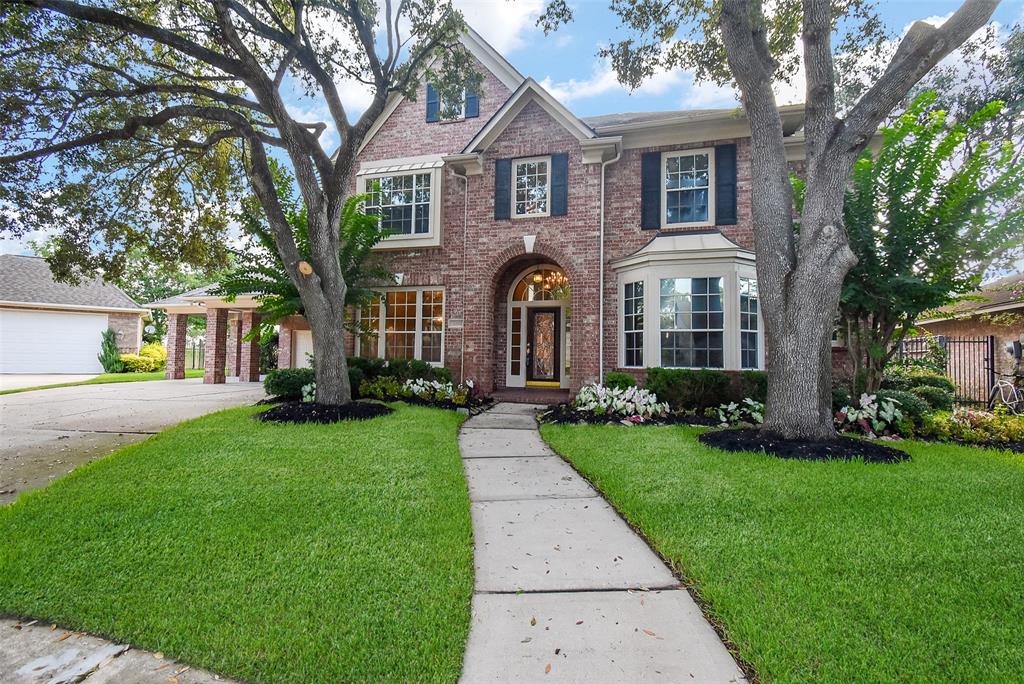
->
257, 400, 394, 424
539, 403, 719, 426
699, 428, 909, 463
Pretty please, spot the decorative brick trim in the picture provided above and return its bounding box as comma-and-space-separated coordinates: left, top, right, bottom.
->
203, 308, 229, 384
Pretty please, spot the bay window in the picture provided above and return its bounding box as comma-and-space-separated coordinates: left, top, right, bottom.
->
740, 278, 760, 369
357, 288, 445, 364
623, 281, 644, 367
659, 277, 724, 368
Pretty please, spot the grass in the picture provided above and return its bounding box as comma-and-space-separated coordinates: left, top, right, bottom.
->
540, 423, 1024, 683
0, 404, 473, 683
0, 368, 204, 395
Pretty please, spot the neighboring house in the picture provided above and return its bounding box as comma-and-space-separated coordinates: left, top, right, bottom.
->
152, 27, 808, 393
917, 272, 1024, 380
0, 254, 145, 373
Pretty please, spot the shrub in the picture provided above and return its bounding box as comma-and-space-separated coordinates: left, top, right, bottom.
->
97, 328, 123, 373
735, 371, 768, 403
264, 368, 315, 398
886, 366, 956, 394
718, 398, 765, 426
604, 371, 637, 390
139, 342, 168, 370
573, 384, 669, 421
360, 376, 478, 408
910, 385, 954, 412
119, 353, 157, 373
645, 368, 732, 411
832, 385, 853, 413
348, 366, 365, 398
876, 389, 930, 426
920, 407, 1024, 444
359, 376, 404, 401
347, 356, 450, 384
834, 393, 903, 438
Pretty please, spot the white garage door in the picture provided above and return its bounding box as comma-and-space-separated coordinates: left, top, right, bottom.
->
293, 330, 313, 368
0, 308, 107, 373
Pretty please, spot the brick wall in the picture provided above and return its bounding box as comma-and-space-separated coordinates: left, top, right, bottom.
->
107, 312, 142, 353
919, 315, 1024, 378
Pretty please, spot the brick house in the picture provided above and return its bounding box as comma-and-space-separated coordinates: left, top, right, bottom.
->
155, 28, 809, 395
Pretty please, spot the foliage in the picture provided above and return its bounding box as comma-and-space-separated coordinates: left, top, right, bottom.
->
301, 382, 316, 404
571, 384, 669, 422
884, 366, 958, 396
835, 393, 904, 438
921, 407, 1024, 444
876, 389, 930, 426
0, 405, 473, 683
138, 343, 167, 371
263, 368, 315, 399
832, 385, 853, 414
888, 335, 949, 375
96, 328, 123, 373
360, 376, 404, 401
718, 398, 765, 426
645, 368, 732, 412
541, 422, 1024, 681
215, 164, 393, 341
348, 357, 453, 384
735, 371, 769, 404
837, 91, 1024, 392
910, 385, 955, 412
359, 376, 479, 408
604, 371, 638, 391
119, 353, 159, 373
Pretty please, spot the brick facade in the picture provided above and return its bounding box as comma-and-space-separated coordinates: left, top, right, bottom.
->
166, 313, 188, 380
226, 313, 241, 377
204, 308, 229, 384
238, 311, 262, 382
919, 315, 1024, 379
107, 312, 142, 353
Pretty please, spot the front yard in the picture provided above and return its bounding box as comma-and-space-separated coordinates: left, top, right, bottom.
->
540, 423, 1024, 682
0, 403, 473, 683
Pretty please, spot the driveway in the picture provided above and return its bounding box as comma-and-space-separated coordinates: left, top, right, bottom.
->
0, 374, 98, 391
0, 378, 266, 504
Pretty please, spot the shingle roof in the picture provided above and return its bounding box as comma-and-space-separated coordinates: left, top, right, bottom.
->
145, 283, 218, 308
581, 109, 737, 129
923, 272, 1024, 319
0, 254, 143, 311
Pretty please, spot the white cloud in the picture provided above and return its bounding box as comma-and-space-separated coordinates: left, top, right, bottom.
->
454, 0, 545, 53
540, 60, 691, 104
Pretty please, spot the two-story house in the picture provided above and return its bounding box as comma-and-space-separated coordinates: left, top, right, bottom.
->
157, 27, 806, 396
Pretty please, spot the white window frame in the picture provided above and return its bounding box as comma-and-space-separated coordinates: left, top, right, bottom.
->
439, 88, 467, 121
512, 155, 552, 219
622, 280, 645, 368
355, 287, 446, 366
661, 148, 715, 229
357, 165, 443, 249
739, 277, 761, 370
658, 276, 726, 369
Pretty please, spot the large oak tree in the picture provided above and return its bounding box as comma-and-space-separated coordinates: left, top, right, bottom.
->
0, 0, 475, 404
542, 0, 1003, 438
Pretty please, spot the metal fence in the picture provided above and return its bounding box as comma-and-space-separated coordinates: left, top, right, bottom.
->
897, 335, 996, 404
185, 340, 205, 370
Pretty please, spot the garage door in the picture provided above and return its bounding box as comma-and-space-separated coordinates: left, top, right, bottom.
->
0, 308, 107, 373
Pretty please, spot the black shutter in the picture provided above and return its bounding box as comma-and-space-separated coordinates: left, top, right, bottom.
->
550, 153, 568, 216
715, 144, 738, 225
640, 151, 661, 230
494, 159, 512, 220
425, 84, 439, 123
465, 89, 480, 118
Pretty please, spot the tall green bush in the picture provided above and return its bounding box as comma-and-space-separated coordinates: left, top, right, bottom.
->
644, 368, 732, 411
97, 328, 123, 373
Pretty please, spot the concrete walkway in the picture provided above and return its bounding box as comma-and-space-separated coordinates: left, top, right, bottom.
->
458, 403, 747, 683
0, 618, 236, 683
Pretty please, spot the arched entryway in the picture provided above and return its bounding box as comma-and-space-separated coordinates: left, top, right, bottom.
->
505, 264, 571, 389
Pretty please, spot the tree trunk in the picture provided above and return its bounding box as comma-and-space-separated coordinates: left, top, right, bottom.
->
305, 294, 351, 405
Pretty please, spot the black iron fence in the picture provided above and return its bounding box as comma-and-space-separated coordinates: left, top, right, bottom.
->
897, 335, 996, 404
185, 340, 205, 370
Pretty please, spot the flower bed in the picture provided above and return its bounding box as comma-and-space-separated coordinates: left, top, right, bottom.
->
359, 377, 490, 412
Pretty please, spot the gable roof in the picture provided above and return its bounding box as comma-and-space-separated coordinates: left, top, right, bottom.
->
356, 26, 525, 155
0, 254, 144, 312
919, 272, 1024, 322
461, 77, 598, 154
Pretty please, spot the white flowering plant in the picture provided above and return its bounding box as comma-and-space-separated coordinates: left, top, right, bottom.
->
718, 398, 765, 426
301, 382, 316, 403
835, 393, 903, 437
572, 383, 669, 421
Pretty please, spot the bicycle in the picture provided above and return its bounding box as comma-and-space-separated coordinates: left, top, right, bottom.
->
987, 371, 1024, 415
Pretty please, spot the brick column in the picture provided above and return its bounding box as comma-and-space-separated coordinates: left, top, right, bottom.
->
239, 311, 262, 382
226, 314, 241, 377
166, 313, 188, 380
204, 307, 229, 384
278, 325, 293, 369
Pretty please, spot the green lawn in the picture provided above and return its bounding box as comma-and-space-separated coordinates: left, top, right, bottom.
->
0, 368, 204, 395
0, 404, 473, 683
540, 423, 1024, 683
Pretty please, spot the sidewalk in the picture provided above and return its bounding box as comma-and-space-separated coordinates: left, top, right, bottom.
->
458, 402, 747, 682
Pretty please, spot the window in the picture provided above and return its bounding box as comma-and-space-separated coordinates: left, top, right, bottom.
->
357, 289, 445, 364
365, 173, 432, 236
740, 277, 759, 369
663, 150, 712, 226
513, 156, 550, 217
659, 277, 724, 368
623, 281, 644, 367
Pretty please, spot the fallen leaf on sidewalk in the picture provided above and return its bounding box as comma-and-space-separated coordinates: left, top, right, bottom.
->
155, 652, 165, 660
175, 666, 191, 674
530, 616, 537, 626
50, 624, 57, 631
545, 663, 552, 674
642, 629, 657, 637
57, 631, 72, 642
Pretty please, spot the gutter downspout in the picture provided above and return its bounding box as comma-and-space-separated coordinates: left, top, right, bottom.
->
599, 144, 622, 383
453, 167, 470, 384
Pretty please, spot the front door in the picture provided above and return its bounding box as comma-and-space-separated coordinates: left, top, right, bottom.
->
526, 307, 560, 385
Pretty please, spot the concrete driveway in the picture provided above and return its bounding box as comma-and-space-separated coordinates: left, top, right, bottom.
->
0, 378, 266, 504
0, 374, 98, 391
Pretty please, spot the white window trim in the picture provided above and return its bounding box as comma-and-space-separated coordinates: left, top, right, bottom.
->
621, 280, 645, 368
512, 155, 552, 219
661, 147, 715, 229
355, 286, 446, 366
357, 167, 443, 249
739, 277, 762, 370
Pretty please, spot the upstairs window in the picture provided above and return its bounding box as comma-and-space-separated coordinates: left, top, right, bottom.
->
514, 156, 551, 218
365, 173, 432, 236
663, 150, 713, 226
426, 84, 479, 122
